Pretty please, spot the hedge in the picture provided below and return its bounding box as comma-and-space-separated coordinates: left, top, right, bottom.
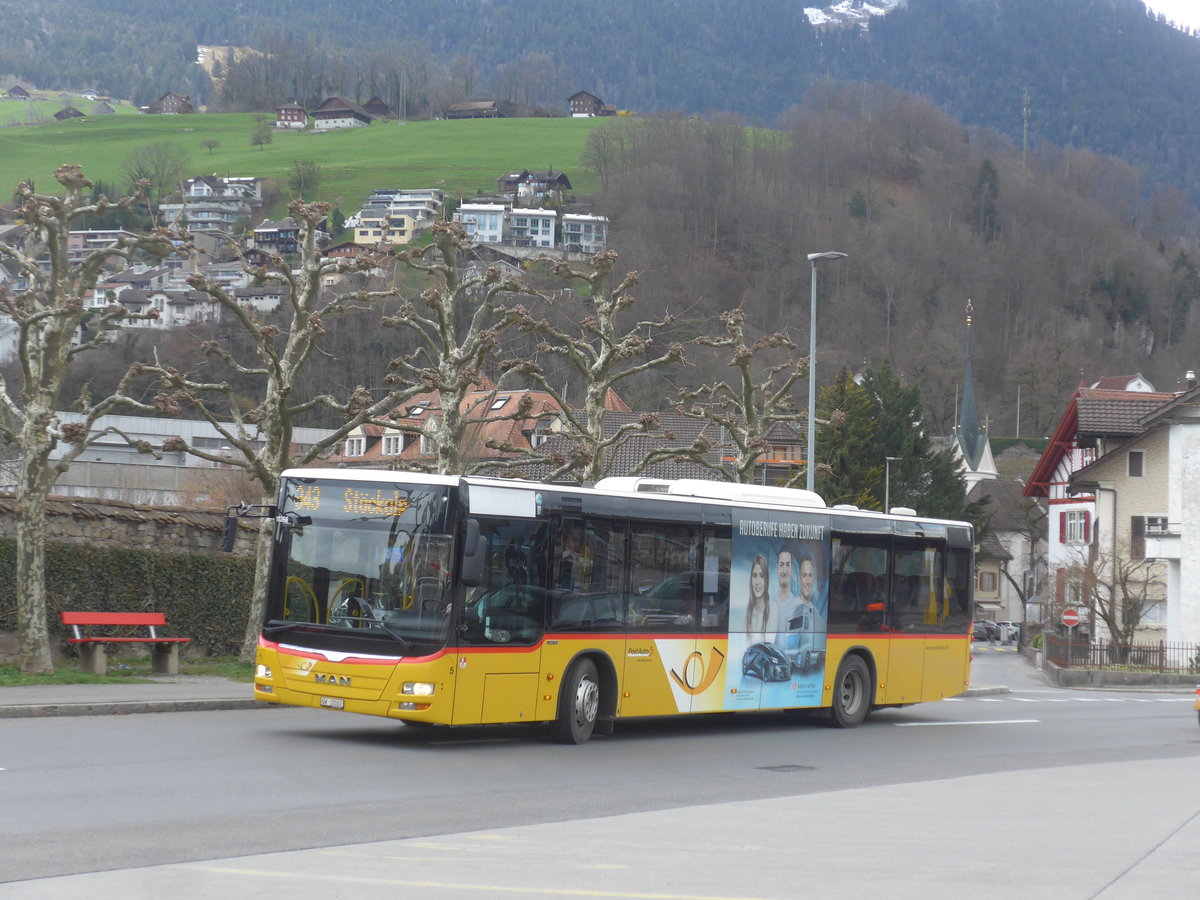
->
0, 538, 254, 655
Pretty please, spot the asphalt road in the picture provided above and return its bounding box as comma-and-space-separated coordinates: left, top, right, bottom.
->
2, 648, 1198, 898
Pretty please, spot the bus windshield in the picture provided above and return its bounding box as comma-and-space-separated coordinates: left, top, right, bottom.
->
266, 477, 453, 652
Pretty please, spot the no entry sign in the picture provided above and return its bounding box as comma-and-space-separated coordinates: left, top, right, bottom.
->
1062, 607, 1080, 627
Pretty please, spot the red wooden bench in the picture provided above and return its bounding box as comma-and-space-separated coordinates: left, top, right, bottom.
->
61, 611, 192, 676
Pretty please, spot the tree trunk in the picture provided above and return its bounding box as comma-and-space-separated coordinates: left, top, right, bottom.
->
15, 450, 54, 674
238, 506, 276, 663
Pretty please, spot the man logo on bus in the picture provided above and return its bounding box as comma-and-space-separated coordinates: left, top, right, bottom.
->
669, 646, 726, 695
314, 674, 351, 686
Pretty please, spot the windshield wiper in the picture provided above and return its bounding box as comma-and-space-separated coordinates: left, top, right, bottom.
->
365, 617, 415, 652
263, 620, 320, 638
267, 616, 416, 652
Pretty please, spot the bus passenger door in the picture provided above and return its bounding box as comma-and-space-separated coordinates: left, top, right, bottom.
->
922, 543, 973, 701
884, 540, 938, 705
535, 516, 628, 723
453, 520, 547, 725
454, 583, 544, 724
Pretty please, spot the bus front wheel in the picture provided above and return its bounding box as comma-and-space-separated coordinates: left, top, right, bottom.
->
827, 655, 871, 728
552, 658, 600, 744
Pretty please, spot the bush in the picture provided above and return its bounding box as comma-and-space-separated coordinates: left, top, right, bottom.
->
0, 539, 254, 655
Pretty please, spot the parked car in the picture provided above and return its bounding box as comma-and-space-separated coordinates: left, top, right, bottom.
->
973, 620, 1001, 641
997, 621, 1021, 642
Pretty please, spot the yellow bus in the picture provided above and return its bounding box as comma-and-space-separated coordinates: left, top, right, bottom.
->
253, 470, 973, 743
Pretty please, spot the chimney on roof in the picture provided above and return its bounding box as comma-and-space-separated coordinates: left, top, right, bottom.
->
1187, 370, 1197, 389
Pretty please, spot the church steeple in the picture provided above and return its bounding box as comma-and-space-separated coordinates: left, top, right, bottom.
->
958, 299, 987, 471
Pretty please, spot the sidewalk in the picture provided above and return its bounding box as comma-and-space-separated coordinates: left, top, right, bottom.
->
0, 675, 262, 718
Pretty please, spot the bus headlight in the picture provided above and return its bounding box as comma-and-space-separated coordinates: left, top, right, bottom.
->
256, 664, 273, 679
402, 682, 436, 696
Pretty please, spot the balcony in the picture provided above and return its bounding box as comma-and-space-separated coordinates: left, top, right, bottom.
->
1144, 522, 1181, 561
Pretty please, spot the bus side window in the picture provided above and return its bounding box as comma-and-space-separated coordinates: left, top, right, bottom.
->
546, 518, 625, 632
828, 536, 890, 630
943, 546, 972, 633
460, 518, 547, 646
628, 522, 700, 631
700, 529, 731, 631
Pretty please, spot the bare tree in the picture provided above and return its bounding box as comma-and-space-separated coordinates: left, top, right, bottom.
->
499, 251, 683, 483
382, 222, 538, 475
137, 200, 421, 661
1064, 541, 1166, 655
640, 308, 807, 484
998, 495, 1048, 625
0, 167, 173, 673
288, 160, 322, 201
122, 141, 190, 208
201, 139, 220, 156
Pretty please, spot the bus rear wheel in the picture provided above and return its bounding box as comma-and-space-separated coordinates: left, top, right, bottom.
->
827, 655, 871, 728
552, 658, 600, 744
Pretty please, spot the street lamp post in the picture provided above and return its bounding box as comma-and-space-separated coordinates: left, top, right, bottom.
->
806, 251, 848, 493
884, 456, 902, 512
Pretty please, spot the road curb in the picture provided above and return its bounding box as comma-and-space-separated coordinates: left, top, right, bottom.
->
0, 698, 269, 719
961, 686, 1010, 697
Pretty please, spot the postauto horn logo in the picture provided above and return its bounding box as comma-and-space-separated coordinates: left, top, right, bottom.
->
669, 646, 725, 695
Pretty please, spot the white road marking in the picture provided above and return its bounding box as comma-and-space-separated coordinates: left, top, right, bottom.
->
961, 695, 1193, 703
896, 719, 1040, 727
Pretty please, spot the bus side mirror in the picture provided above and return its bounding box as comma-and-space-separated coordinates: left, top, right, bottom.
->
461, 518, 486, 587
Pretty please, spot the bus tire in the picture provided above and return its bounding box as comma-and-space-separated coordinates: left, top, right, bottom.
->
552, 658, 600, 744
827, 655, 871, 729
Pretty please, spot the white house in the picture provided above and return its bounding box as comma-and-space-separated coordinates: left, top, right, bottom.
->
454, 203, 506, 243
561, 213, 608, 253
0, 413, 335, 505
507, 208, 556, 248
310, 97, 373, 131
356, 188, 447, 225
1085, 385, 1200, 644
158, 176, 262, 234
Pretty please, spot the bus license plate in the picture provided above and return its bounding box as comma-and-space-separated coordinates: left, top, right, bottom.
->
319, 697, 345, 710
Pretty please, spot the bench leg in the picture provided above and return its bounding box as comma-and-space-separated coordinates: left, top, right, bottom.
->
78, 643, 107, 676
151, 643, 180, 676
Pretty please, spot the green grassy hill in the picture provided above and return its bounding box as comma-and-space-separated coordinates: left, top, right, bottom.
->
0, 107, 603, 217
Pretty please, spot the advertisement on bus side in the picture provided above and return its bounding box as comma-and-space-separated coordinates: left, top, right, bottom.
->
725, 509, 830, 709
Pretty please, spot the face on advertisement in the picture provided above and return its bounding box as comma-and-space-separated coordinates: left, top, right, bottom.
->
799, 558, 815, 601
777, 550, 793, 596
750, 555, 768, 604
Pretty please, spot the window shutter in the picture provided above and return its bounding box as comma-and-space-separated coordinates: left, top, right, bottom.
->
1059, 511, 1067, 543
1055, 567, 1065, 603
1131, 516, 1145, 560
1083, 512, 1091, 544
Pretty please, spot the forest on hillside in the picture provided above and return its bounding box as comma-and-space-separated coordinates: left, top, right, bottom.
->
33, 83, 1200, 445
2, 0, 1199, 202
580, 84, 1200, 438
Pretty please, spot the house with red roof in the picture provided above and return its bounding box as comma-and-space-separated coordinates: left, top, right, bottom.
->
328, 386, 568, 470
1024, 377, 1179, 639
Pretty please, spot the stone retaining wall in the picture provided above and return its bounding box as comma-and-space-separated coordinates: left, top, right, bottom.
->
0, 494, 257, 555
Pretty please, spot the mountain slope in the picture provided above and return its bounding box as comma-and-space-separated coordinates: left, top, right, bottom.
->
1, 0, 1196, 202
